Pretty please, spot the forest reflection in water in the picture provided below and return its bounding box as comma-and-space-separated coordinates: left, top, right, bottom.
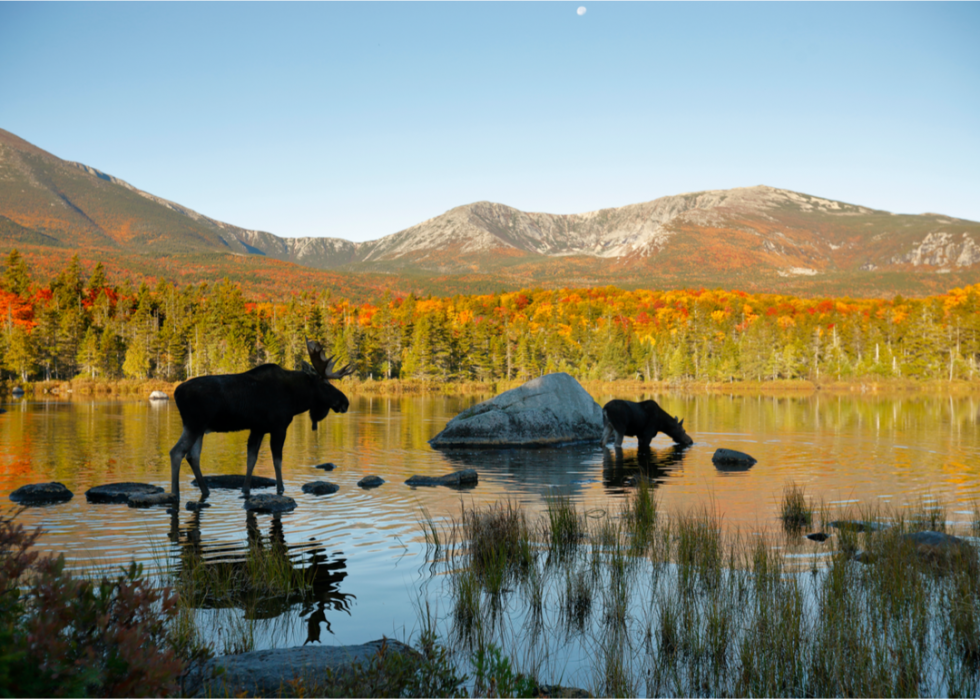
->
1, 390, 979, 651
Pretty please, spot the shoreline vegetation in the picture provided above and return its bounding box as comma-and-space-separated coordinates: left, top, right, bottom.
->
7, 376, 980, 400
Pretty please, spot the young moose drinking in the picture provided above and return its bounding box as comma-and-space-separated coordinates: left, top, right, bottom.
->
169, 339, 353, 502
601, 399, 693, 449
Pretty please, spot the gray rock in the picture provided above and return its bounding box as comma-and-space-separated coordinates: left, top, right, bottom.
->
357, 476, 385, 488
243, 494, 296, 514
302, 481, 340, 496
405, 469, 478, 487
128, 492, 177, 508
86, 482, 164, 504
182, 638, 419, 698
312, 462, 336, 471
829, 520, 891, 533
429, 373, 603, 448
10, 482, 74, 505
711, 448, 757, 466
148, 390, 169, 401
12, 387, 24, 396
192, 475, 277, 490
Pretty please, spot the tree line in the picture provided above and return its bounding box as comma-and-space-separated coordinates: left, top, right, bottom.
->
1, 250, 979, 385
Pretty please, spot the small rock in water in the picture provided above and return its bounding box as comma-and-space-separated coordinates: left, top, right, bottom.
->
711, 448, 757, 466
12, 387, 25, 397
806, 532, 830, 542
148, 390, 169, 401
302, 481, 340, 496
357, 476, 385, 489
10, 482, 74, 505
192, 475, 277, 490
128, 492, 177, 508
186, 500, 211, 511
243, 494, 297, 514
86, 482, 164, 504
405, 469, 478, 487
312, 462, 336, 471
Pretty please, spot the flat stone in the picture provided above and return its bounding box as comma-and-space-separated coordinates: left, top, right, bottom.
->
186, 501, 211, 511
312, 462, 336, 471
405, 469, 478, 487
711, 448, 757, 466
10, 482, 74, 505
191, 475, 277, 490
429, 372, 603, 448
128, 492, 177, 508
148, 390, 169, 401
86, 482, 164, 504
357, 475, 385, 488
182, 638, 419, 698
302, 481, 339, 496
243, 494, 296, 514
829, 520, 891, 533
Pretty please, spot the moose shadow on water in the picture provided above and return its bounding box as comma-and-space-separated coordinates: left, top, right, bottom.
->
168, 508, 354, 644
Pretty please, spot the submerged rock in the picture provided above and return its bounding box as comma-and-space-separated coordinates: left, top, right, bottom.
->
10, 482, 74, 505
182, 638, 420, 698
429, 372, 603, 448
357, 476, 385, 488
86, 482, 164, 504
312, 462, 336, 471
711, 448, 757, 467
191, 475, 277, 490
243, 494, 296, 514
148, 390, 169, 401
302, 481, 340, 496
128, 492, 177, 508
405, 469, 478, 487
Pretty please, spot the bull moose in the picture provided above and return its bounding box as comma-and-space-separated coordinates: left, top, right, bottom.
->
169, 339, 354, 502
601, 399, 693, 449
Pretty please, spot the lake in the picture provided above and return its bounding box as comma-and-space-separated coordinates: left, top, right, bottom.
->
2, 389, 980, 664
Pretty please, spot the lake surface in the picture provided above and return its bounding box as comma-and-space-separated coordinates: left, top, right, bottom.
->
2, 390, 980, 657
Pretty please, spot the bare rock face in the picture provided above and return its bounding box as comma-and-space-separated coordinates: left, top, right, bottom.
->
429, 373, 603, 448
10, 482, 74, 505
405, 469, 478, 487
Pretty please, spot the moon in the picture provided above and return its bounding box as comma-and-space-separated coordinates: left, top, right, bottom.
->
577, 6, 586, 16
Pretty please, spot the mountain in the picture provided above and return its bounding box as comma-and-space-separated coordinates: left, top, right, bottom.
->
2, 127, 978, 298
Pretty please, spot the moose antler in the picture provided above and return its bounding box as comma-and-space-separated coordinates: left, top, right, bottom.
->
306, 339, 355, 380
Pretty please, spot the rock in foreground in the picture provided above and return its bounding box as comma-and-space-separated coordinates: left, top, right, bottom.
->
192, 475, 277, 490
429, 373, 603, 448
711, 448, 757, 467
406, 469, 478, 487
86, 482, 164, 504
10, 482, 74, 505
183, 639, 419, 697
243, 494, 297, 514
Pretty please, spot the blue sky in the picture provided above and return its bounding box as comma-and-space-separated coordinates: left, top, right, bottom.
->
1, 2, 978, 242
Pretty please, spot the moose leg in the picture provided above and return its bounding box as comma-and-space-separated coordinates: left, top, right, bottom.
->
270, 428, 287, 495
614, 429, 624, 449
601, 421, 614, 446
170, 428, 203, 501
187, 434, 208, 498
243, 430, 265, 497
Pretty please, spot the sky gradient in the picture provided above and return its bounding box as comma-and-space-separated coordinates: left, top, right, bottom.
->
1, 2, 978, 242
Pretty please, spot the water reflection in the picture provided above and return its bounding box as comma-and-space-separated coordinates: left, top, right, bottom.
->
601, 445, 689, 490
438, 444, 605, 496
168, 508, 353, 623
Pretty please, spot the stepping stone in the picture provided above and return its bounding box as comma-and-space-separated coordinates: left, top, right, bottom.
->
302, 481, 339, 496
10, 482, 74, 505
86, 482, 163, 504
711, 448, 757, 466
405, 469, 478, 487
191, 475, 276, 490
243, 494, 297, 514
312, 462, 336, 471
357, 476, 384, 489
128, 492, 177, 508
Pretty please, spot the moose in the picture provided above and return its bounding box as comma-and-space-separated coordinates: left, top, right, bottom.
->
169, 339, 354, 502
601, 399, 694, 449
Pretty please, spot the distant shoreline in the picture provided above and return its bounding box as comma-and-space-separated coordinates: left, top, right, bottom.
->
7, 376, 980, 400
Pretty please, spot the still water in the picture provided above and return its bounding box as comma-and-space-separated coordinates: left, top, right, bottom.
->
2, 390, 980, 653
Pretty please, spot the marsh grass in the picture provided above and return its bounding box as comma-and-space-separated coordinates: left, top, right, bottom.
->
779, 483, 814, 533
429, 497, 980, 697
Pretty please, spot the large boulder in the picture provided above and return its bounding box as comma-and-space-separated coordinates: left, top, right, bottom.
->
429, 373, 603, 448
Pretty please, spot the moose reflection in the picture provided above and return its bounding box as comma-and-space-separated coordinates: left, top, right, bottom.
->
168, 509, 354, 624
602, 445, 689, 490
